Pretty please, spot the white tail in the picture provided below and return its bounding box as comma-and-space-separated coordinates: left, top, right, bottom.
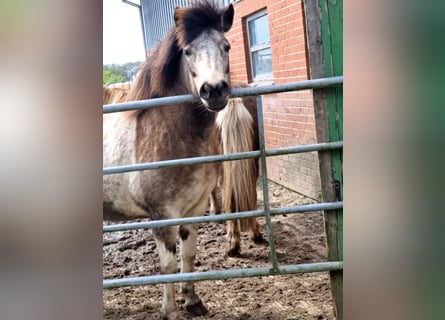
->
216, 97, 263, 256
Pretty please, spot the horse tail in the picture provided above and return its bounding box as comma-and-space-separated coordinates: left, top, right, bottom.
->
216, 97, 259, 232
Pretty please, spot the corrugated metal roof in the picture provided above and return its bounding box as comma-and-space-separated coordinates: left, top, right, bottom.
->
140, 0, 235, 50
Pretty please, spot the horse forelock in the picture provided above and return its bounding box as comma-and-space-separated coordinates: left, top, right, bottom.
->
174, 1, 226, 48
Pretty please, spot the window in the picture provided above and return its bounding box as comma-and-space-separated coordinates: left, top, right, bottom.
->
246, 10, 272, 80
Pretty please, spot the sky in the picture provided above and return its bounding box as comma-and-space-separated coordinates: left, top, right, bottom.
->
103, 0, 146, 65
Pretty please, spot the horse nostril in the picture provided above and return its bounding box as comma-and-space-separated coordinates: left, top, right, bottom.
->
216, 81, 230, 96
217, 81, 229, 96
199, 83, 212, 100
200, 82, 230, 101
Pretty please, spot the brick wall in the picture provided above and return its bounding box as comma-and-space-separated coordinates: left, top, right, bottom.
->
226, 0, 321, 199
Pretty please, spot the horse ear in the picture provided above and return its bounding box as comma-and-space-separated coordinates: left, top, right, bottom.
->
174, 7, 184, 28
222, 4, 234, 32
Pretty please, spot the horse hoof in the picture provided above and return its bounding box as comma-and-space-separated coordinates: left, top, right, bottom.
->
226, 245, 241, 257
252, 234, 266, 244
186, 300, 208, 316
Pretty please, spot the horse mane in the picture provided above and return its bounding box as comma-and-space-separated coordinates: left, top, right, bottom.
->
126, 33, 181, 101
127, 0, 232, 101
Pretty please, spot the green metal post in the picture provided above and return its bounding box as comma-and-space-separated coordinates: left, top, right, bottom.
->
304, 0, 343, 318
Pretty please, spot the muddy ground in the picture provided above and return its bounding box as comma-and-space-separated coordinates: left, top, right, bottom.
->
103, 181, 334, 320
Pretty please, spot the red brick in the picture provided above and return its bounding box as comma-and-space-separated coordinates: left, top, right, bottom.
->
225, 0, 320, 197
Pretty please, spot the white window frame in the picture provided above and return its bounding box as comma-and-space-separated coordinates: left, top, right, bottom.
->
246, 10, 272, 82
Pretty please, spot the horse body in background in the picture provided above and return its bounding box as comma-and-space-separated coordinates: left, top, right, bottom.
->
103, 2, 261, 319
210, 89, 264, 256
102, 86, 128, 104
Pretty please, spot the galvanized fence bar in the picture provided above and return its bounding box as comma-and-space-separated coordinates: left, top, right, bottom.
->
103, 261, 343, 289
103, 201, 343, 233
104, 94, 197, 114
103, 141, 343, 175
103, 76, 343, 113
256, 96, 279, 271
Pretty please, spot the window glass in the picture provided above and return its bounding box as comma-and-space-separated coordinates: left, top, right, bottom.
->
247, 11, 272, 80
252, 48, 272, 77
248, 14, 270, 47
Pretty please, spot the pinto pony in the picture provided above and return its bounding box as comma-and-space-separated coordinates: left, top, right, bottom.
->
103, 2, 260, 319
101, 43, 262, 260
103, 84, 264, 257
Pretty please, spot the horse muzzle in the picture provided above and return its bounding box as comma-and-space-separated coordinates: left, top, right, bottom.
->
199, 81, 230, 111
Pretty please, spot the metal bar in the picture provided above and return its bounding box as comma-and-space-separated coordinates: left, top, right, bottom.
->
103, 261, 343, 288
138, 4, 148, 59
266, 141, 343, 156
104, 150, 259, 175
104, 94, 197, 114
229, 75, 343, 99
103, 199, 342, 232
103, 76, 343, 113
103, 141, 343, 175
122, 0, 140, 9
256, 96, 279, 271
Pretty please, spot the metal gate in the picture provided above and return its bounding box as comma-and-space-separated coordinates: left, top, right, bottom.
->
102, 76, 343, 292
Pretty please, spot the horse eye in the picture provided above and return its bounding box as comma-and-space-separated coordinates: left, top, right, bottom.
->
224, 43, 231, 52
184, 48, 191, 56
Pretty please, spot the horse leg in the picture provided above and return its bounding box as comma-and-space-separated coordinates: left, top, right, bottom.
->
153, 226, 182, 320
248, 218, 266, 244
208, 185, 222, 215
208, 187, 218, 215
179, 224, 208, 316
226, 220, 241, 256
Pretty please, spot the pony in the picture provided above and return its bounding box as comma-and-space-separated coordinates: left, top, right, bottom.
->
103, 2, 260, 319
103, 84, 264, 257
102, 86, 129, 104
107, 81, 132, 89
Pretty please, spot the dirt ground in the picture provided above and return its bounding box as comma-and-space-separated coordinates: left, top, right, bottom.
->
103, 181, 334, 320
